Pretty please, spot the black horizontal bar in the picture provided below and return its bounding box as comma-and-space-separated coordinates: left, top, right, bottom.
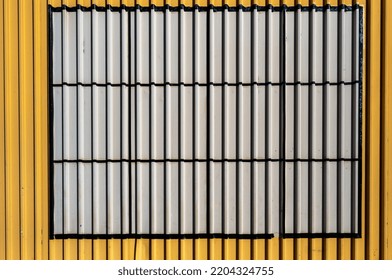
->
50, 232, 360, 240
52, 81, 361, 88
53, 158, 360, 163
49, 4, 363, 13
51, 233, 274, 240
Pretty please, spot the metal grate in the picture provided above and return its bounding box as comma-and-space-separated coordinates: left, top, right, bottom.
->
49, 4, 363, 238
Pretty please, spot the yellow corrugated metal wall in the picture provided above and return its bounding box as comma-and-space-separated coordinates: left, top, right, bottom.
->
0, 0, 391, 260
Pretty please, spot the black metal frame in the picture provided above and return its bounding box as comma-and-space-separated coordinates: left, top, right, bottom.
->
48, 4, 363, 240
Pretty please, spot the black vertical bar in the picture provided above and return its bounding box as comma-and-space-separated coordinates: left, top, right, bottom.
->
191, 3, 196, 260
119, 2, 123, 237
148, 2, 152, 257
308, 5, 315, 242
358, 7, 363, 238
350, 6, 356, 238
61, 3, 65, 243
294, 5, 299, 240
134, 5, 138, 239
178, 7, 182, 259
91, 5, 94, 243
76, 6, 80, 255
105, 2, 109, 255
321, 5, 327, 241
337, 6, 342, 236
206, 6, 211, 260
279, 4, 286, 239
235, 4, 239, 260
128, 4, 132, 238
265, 5, 270, 242
308, 4, 314, 241
350, 5, 360, 234
48, 6, 54, 239
250, 4, 255, 259
350, 8, 358, 234
163, 5, 167, 260
119, 4, 123, 256
221, 6, 226, 259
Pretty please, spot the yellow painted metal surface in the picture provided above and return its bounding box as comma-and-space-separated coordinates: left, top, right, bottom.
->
5, 0, 21, 260
0, 0, 6, 261
1, 0, 392, 260
20, 0, 35, 260
367, 0, 381, 261
381, 0, 392, 261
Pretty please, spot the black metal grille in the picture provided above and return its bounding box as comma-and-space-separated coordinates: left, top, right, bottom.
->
49, 4, 363, 239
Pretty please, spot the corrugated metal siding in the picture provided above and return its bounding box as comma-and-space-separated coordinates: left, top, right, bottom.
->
1, 0, 392, 260
50, 5, 362, 238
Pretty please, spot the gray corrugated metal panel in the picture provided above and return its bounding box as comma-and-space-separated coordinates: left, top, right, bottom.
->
78, 87, 92, 159
93, 163, 106, 234
121, 162, 130, 234
64, 162, 77, 234
181, 87, 193, 160
63, 10, 77, 84
93, 10, 106, 84
53, 164, 63, 233
78, 163, 92, 234
78, 10, 92, 84
53, 87, 62, 161
107, 11, 120, 85
63, 87, 77, 159
181, 162, 194, 234
93, 86, 106, 160
52, 12, 62, 85
151, 162, 164, 234
50, 8, 361, 237
181, 12, 193, 85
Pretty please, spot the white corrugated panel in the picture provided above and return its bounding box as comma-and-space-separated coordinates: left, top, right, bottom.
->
50, 5, 362, 237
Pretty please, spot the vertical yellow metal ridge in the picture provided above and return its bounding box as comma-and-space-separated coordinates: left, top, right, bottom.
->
34, 0, 49, 260
20, 0, 35, 260
0, 0, 6, 261
366, 0, 381, 260
381, 0, 392, 260
353, 0, 366, 261
5, 0, 21, 260
337, 0, 353, 260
